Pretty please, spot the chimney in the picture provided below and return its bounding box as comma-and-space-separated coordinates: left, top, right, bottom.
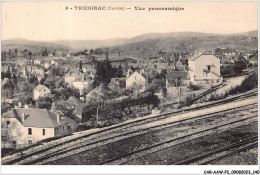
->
18, 102, 22, 108
21, 113, 25, 122
80, 96, 85, 102
80, 89, 84, 96
51, 102, 56, 113
56, 114, 60, 124
36, 101, 39, 108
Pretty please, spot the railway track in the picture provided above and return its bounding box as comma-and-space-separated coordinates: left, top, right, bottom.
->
15, 103, 258, 165
174, 136, 258, 165
99, 115, 257, 165
1, 90, 257, 165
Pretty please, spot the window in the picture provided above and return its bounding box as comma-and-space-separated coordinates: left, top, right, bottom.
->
6, 121, 10, 125
55, 128, 59, 133
28, 140, 32, 145
12, 141, 16, 149
208, 65, 211, 71
28, 128, 32, 135
43, 129, 45, 136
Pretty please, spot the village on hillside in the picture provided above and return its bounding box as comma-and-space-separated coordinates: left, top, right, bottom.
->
1, 45, 258, 150
1, 1, 259, 169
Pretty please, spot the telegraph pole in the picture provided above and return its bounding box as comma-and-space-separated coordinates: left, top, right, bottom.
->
96, 105, 99, 128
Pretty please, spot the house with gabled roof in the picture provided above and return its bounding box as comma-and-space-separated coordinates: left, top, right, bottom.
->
107, 78, 125, 92
1, 106, 78, 149
126, 68, 148, 92
33, 84, 51, 100
188, 52, 221, 83
166, 70, 190, 88
215, 47, 237, 59
64, 96, 86, 123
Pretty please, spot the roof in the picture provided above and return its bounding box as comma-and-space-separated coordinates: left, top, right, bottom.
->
166, 71, 190, 81
2, 108, 69, 128
108, 78, 125, 89
86, 87, 103, 98
189, 53, 220, 61
34, 84, 48, 92
66, 96, 85, 107
215, 48, 236, 54
127, 71, 147, 80
189, 52, 203, 61
64, 97, 85, 117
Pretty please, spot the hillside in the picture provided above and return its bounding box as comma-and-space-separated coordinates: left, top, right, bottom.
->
108, 31, 258, 53
1, 38, 69, 53
2, 30, 257, 52
53, 38, 128, 50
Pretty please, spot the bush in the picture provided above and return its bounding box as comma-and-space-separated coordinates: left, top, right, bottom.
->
184, 95, 194, 106
188, 83, 201, 91
227, 72, 258, 95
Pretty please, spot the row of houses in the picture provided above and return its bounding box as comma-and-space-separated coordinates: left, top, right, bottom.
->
125, 51, 221, 92
0, 49, 246, 149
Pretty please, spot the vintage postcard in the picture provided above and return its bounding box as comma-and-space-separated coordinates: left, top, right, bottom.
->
1, 1, 259, 174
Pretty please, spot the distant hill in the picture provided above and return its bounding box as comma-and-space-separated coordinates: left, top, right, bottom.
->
1, 38, 69, 52
53, 38, 128, 50
107, 30, 258, 53
2, 30, 257, 52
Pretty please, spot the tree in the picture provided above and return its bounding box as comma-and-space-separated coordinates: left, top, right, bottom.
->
59, 87, 80, 100
1, 51, 7, 60
234, 58, 247, 74
79, 61, 83, 73
51, 67, 65, 77
14, 48, 18, 57
1, 102, 12, 115
128, 81, 145, 97
95, 61, 116, 86
23, 49, 28, 58
27, 75, 39, 86
43, 77, 55, 89
90, 49, 95, 55
94, 48, 104, 55
1, 119, 23, 148
2, 80, 15, 98
24, 96, 33, 105
8, 49, 13, 59
147, 78, 165, 93
115, 64, 123, 78
42, 49, 48, 56
124, 60, 130, 71
28, 52, 32, 59
36, 97, 53, 110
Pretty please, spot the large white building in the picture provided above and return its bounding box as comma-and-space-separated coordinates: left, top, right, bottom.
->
1, 107, 78, 149
188, 52, 221, 83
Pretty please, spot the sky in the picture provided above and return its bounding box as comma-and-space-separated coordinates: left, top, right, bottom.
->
1, 1, 258, 41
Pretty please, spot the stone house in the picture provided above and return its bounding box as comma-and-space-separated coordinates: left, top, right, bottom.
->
1, 107, 78, 149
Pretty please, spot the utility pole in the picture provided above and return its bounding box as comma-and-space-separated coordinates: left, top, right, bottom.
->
96, 105, 99, 128
177, 77, 181, 105
175, 80, 179, 105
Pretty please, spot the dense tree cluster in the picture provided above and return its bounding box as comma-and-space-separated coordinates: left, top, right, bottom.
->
94, 61, 116, 86
82, 92, 160, 127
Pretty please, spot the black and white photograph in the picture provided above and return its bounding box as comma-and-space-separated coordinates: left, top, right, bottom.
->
0, 1, 259, 174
